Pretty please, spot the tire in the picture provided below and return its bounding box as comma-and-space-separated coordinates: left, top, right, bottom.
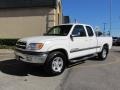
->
44, 51, 66, 75
98, 46, 109, 60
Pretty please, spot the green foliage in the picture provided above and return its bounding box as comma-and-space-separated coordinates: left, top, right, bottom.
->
0, 39, 18, 49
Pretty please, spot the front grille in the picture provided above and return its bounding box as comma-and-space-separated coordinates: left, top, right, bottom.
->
16, 41, 27, 49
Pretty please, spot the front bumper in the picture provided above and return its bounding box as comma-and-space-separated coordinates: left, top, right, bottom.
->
14, 49, 48, 64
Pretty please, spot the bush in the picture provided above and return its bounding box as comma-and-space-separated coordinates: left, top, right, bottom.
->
0, 39, 18, 46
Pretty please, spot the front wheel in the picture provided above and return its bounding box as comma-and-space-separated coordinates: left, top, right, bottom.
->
98, 46, 109, 60
44, 51, 66, 75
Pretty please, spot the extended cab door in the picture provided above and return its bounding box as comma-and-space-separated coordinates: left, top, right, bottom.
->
69, 25, 90, 59
85, 26, 98, 54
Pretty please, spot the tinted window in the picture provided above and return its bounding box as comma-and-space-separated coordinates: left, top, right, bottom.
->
72, 25, 86, 37
95, 31, 103, 37
45, 25, 72, 36
86, 26, 94, 36
113, 37, 118, 40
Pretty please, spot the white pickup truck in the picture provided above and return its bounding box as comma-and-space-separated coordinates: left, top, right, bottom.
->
15, 23, 112, 75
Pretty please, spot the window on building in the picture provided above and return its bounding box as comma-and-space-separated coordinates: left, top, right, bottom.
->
58, 13, 60, 24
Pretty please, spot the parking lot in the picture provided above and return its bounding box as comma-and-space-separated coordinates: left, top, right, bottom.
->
0, 47, 120, 90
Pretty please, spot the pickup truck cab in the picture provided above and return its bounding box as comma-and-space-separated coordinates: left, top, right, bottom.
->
15, 23, 112, 75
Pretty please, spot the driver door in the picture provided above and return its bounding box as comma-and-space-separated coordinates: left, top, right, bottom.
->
69, 25, 89, 59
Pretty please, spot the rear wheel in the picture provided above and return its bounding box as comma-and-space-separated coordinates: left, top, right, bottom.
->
98, 46, 109, 60
44, 51, 66, 75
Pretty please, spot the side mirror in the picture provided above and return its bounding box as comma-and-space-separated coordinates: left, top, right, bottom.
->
70, 34, 79, 41
70, 35, 73, 41
70, 32, 80, 41
71, 32, 81, 37
71, 34, 80, 37
71, 35, 79, 37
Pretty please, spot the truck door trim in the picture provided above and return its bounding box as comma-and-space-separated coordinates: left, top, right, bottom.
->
70, 46, 101, 53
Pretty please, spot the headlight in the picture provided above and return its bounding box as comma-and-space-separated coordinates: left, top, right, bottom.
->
27, 43, 44, 50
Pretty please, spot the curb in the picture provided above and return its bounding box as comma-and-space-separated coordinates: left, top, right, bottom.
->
0, 49, 14, 54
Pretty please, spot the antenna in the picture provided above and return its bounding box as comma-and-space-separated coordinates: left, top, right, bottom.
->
74, 19, 80, 23
74, 19, 77, 23
103, 23, 107, 35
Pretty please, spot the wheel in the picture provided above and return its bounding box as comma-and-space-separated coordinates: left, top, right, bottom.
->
44, 51, 66, 75
98, 46, 109, 60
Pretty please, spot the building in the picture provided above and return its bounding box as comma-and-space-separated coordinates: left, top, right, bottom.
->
0, 0, 62, 38
63, 16, 70, 24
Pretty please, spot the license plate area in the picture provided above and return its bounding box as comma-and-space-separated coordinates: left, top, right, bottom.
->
26, 56, 32, 61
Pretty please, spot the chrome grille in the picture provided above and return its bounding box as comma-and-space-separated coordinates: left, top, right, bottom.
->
16, 41, 27, 49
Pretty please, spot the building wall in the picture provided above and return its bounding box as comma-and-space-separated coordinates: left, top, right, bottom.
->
0, 8, 55, 38
55, 0, 62, 26
0, 0, 63, 39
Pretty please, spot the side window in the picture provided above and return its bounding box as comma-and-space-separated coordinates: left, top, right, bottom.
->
95, 31, 103, 37
48, 27, 61, 34
72, 25, 86, 37
86, 26, 94, 36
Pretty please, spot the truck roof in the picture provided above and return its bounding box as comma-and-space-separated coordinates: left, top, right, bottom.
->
60, 23, 91, 27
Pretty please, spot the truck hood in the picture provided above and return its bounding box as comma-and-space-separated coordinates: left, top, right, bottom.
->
19, 36, 67, 43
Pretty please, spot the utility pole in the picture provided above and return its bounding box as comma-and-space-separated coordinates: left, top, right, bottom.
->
74, 19, 77, 23
109, 0, 112, 36
103, 23, 107, 35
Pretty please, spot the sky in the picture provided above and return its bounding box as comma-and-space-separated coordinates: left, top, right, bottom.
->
62, 0, 120, 37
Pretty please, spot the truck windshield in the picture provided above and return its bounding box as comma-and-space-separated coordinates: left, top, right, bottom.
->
45, 25, 72, 36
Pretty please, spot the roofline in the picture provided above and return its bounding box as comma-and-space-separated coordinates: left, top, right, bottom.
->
59, 23, 91, 26
0, 0, 57, 9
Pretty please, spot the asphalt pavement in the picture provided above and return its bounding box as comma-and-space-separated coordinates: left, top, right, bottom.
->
59, 46, 120, 90
0, 47, 120, 90
0, 49, 68, 90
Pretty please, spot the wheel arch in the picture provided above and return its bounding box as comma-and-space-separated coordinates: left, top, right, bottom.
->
48, 48, 69, 62
103, 43, 109, 48
102, 43, 109, 52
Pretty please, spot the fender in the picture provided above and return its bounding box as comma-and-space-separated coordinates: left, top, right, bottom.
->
47, 44, 70, 59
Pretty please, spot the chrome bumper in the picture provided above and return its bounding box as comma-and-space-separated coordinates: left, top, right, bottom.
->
14, 50, 48, 64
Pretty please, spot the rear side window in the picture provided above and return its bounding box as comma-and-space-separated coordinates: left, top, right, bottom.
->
86, 26, 94, 36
